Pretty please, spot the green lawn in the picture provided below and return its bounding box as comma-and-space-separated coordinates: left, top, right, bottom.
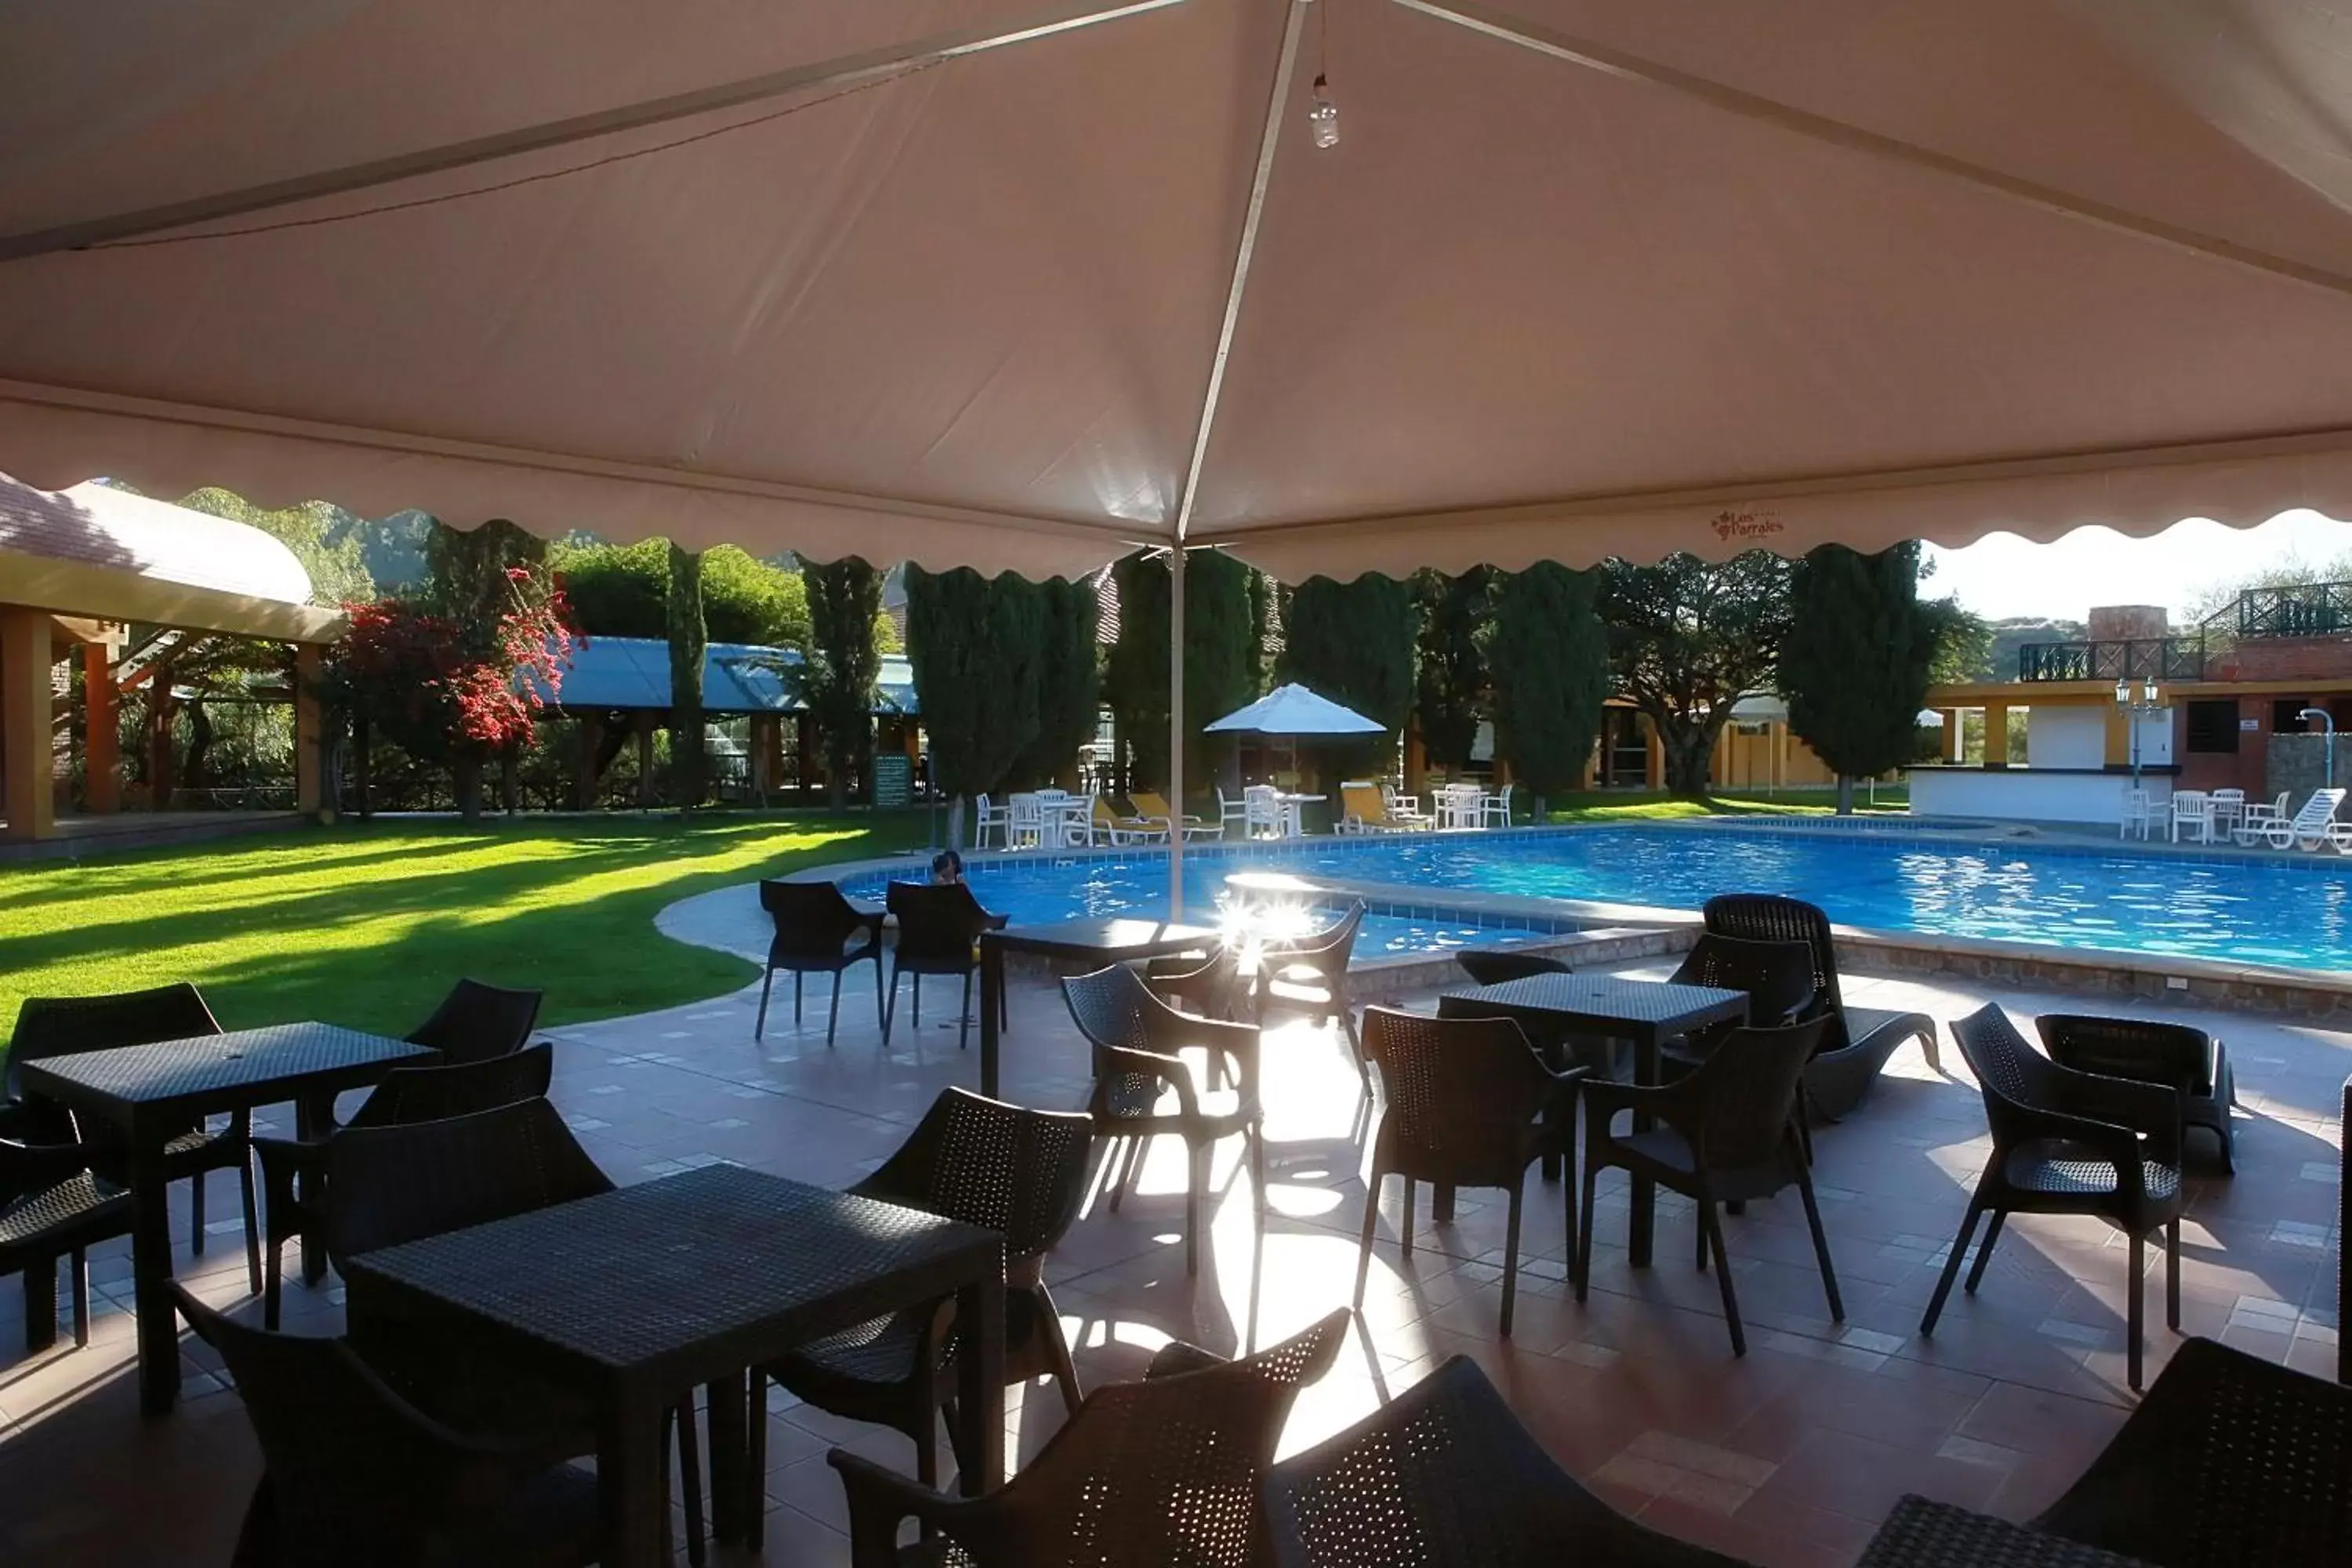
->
1536, 784, 1909, 823
0, 812, 928, 1048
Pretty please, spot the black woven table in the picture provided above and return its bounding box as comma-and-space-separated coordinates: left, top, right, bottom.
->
1439, 973, 1748, 1265
342, 1163, 1005, 1568
17, 1021, 432, 1414
978, 917, 1219, 1096
1861, 1497, 2154, 1566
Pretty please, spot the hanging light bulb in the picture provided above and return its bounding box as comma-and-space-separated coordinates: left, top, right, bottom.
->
1308, 71, 1339, 149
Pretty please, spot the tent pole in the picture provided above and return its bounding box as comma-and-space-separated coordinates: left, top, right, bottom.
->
1168, 546, 1186, 917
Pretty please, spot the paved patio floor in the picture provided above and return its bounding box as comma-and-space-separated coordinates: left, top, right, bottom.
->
0, 957, 2341, 1566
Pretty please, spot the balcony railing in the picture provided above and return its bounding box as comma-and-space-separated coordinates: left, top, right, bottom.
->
2016, 637, 2207, 683
2238, 581, 2352, 639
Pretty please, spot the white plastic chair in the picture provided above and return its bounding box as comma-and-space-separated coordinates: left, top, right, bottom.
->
1481, 782, 1514, 829
2118, 789, 2160, 840
1380, 784, 1432, 830
971, 793, 1009, 850
2206, 788, 2245, 840
1007, 793, 1045, 850
2232, 790, 2290, 845
1217, 786, 1251, 840
2168, 790, 2212, 844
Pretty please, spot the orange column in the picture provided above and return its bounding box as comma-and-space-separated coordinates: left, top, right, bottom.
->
1984, 702, 2009, 767
1940, 709, 1961, 762
83, 642, 119, 813
2, 608, 56, 841
1644, 718, 1664, 789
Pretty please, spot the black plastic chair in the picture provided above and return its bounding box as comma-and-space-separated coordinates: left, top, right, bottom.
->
2037, 1012, 2234, 1174
324, 1098, 707, 1566
1062, 964, 1265, 1276
882, 880, 1008, 1051
0, 1133, 130, 1352
1700, 894, 1939, 1119
826, 1309, 1349, 1568
753, 879, 885, 1046
1353, 1007, 1584, 1338
403, 980, 544, 1068
1922, 1004, 2185, 1389
2033, 1336, 2351, 1566
1257, 902, 1369, 1091
1662, 935, 1816, 1065
1453, 949, 1572, 987
7, 984, 260, 1294
170, 1283, 600, 1568
1576, 1018, 1840, 1356
253, 1044, 556, 1327
757, 1088, 1096, 1494
1265, 1356, 1756, 1567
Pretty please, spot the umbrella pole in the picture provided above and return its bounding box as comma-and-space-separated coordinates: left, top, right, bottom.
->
1168, 546, 1186, 918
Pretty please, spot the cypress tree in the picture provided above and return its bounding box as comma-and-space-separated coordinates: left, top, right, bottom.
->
1277, 573, 1417, 775
666, 543, 706, 810
799, 557, 883, 810
1780, 541, 1939, 814
1413, 567, 1495, 772
1102, 549, 1255, 795
1016, 576, 1102, 786
906, 566, 1046, 844
1488, 562, 1610, 818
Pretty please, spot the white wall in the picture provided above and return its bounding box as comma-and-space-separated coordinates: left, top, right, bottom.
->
2026, 706, 2105, 769
1913, 768, 2168, 825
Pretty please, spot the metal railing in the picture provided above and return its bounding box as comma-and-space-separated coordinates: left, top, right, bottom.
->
2238, 581, 2352, 639
2016, 637, 2207, 683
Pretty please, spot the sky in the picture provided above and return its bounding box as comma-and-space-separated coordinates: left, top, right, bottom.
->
1920, 510, 2352, 624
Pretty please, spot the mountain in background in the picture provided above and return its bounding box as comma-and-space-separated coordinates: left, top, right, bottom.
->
1981, 616, 2085, 683
330, 508, 434, 593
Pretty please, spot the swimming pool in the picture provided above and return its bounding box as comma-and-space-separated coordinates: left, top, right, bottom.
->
844, 826, 2352, 971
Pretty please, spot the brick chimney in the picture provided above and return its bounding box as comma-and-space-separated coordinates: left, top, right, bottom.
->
2086, 605, 2168, 640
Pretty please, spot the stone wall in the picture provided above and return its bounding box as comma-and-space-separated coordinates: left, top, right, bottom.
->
2264, 731, 2352, 803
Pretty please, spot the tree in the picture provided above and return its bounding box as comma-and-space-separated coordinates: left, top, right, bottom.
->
1928, 603, 1994, 685
1486, 563, 1609, 818
667, 542, 706, 810
416, 519, 557, 813
1412, 567, 1495, 772
176, 488, 376, 605
1102, 549, 1258, 793
1015, 576, 1102, 787
553, 539, 808, 647
799, 557, 883, 809
1599, 551, 1793, 798
1277, 574, 1417, 775
906, 566, 1047, 843
1780, 542, 1941, 813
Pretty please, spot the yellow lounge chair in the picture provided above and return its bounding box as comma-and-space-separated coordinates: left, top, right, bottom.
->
1129, 790, 1215, 840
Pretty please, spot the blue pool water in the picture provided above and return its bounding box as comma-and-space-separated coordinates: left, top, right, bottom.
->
847, 826, 2352, 971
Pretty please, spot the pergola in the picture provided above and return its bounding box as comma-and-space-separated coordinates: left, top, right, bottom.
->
8, 0, 2352, 885
0, 474, 345, 842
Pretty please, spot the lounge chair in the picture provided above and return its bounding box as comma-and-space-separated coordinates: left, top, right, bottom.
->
1097, 795, 1165, 844
1338, 781, 1417, 833
2230, 789, 2289, 846
1700, 894, 1939, 1120
2267, 786, 2345, 850
1381, 783, 1435, 829
1129, 789, 1210, 840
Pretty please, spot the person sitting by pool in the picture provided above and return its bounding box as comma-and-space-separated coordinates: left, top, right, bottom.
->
931, 849, 966, 886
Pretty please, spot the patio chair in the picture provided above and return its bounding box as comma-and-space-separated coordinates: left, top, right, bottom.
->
0, 1129, 131, 1352
753, 877, 885, 1046
402, 979, 544, 1068
826, 1308, 1348, 1568
1480, 782, 1515, 829
322, 1098, 706, 1563
1096, 794, 1163, 844
1661, 934, 1817, 1072
1130, 789, 1210, 840
252, 1044, 555, 1327
1381, 783, 1434, 830
2267, 785, 2345, 850
972, 793, 1010, 850
1144, 942, 1249, 1022
2031, 1336, 2352, 1567
2119, 788, 2161, 840
1216, 785, 1252, 840
1454, 949, 1572, 986
1922, 1005, 2184, 1389
2206, 787, 2246, 841
2036, 1012, 2234, 1174
6, 983, 261, 1294
1335, 782, 1390, 834
1061, 965, 1265, 1276
1575, 1018, 1841, 1357
756, 1089, 1094, 1494
1258, 902, 1370, 1093
173, 1285, 601, 1568
1007, 793, 1047, 849
1353, 1008, 1584, 1338
881, 880, 1007, 1051
1265, 1356, 1756, 1568
2169, 789, 2215, 844
1700, 894, 1939, 1120
2230, 789, 2290, 845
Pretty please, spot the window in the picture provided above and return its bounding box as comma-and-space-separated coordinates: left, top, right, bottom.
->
2274, 698, 2313, 734
2185, 700, 2239, 754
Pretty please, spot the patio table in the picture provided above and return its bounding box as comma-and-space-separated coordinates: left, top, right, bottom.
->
1859, 1496, 2153, 1567
343, 1163, 1005, 1568
1273, 791, 1323, 837
1437, 973, 1748, 1265
17, 1021, 434, 1414
977, 917, 1220, 1097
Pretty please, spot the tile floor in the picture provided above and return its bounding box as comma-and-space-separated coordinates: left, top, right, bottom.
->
0, 959, 2342, 1566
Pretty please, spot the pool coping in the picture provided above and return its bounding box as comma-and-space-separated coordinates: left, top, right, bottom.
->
771, 826, 2352, 1020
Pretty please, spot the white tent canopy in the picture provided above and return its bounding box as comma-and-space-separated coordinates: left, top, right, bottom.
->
1205, 682, 1384, 735
9, 1, 2352, 582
